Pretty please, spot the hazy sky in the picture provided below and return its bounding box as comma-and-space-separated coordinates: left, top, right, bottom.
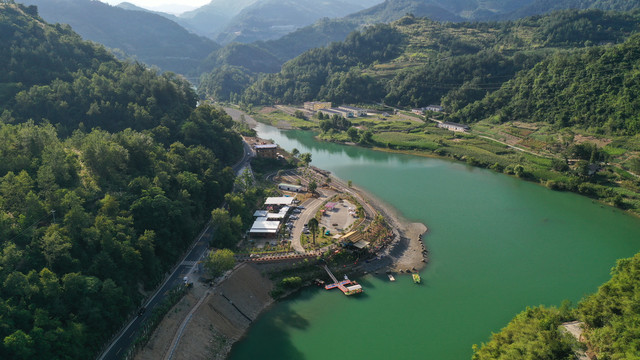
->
100, 0, 210, 13
101, 0, 210, 6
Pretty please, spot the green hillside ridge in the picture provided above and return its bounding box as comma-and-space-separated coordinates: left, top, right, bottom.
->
237, 10, 640, 107
198, 0, 640, 82
508, 0, 640, 19
213, 0, 381, 44
172, 0, 259, 39
231, 9, 640, 215
18, 0, 220, 75
196, 18, 364, 96
453, 31, 640, 135
0, 3, 242, 358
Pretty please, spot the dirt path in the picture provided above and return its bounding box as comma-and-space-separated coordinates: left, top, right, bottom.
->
134, 264, 273, 360
171, 263, 273, 360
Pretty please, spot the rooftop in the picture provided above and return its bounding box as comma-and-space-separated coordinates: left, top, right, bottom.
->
249, 217, 280, 234
264, 197, 295, 206
255, 144, 278, 149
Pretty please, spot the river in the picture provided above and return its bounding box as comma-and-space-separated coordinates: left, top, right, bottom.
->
229, 123, 640, 359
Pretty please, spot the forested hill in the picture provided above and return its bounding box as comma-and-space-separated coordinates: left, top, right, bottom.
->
237, 10, 640, 107
17, 0, 220, 75
454, 33, 640, 135
508, 0, 640, 19
212, 0, 380, 44
0, 3, 241, 359
473, 252, 640, 359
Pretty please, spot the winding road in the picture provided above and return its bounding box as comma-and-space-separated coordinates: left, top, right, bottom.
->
97, 140, 254, 360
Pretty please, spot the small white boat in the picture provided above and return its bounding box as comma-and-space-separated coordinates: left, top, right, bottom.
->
387, 273, 395, 282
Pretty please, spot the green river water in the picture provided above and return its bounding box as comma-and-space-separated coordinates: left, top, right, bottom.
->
229, 123, 640, 360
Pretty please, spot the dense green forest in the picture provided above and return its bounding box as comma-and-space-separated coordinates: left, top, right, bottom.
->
509, 0, 640, 19
473, 253, 640, 359
452, 32, 640, 135
241, 23, 404, 104
0, 4, 242, 358
230, 10, 640, 107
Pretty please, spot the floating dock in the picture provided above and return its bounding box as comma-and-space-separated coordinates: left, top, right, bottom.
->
323, 265, 362, 295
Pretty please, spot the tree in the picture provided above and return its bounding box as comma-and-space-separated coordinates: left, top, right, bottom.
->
291, 148, 300, 158
359, 130, 373, 144
294, 110, 306, 119
514, 164, 525, 178
4, 330, 35, 360
348, 180, 353, 188
307, 218, 319, 246
204, 249, 235, 279
299, 153, 312, 166
210, 208, 240, 248
347, 127, 359, 142
308, 180, 317, 194
281, 276, 302, 288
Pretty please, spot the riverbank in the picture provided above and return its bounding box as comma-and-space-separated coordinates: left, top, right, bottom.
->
224, 105, 430, 271
327, 174, 429, 273
134, 263, 273, 360
236, 104, 640, 217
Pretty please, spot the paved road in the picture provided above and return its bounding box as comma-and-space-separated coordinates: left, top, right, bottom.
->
290, 196, 327, 253
98, 140, 253, 360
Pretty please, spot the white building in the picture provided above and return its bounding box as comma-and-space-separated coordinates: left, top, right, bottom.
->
249, 217, 281, 237
279, 183, 303, 192
437, 121, 469, 132
338, 106, 367, 117
264, 197, 295, 206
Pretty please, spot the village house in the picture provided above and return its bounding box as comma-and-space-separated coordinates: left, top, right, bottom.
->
426, 105, 444, 112
254, 144, 278, 158
338, 106, 367, 117
437, 121, 470, 132
278, 183, 303, 192
304, 101, 332, 111
249, 197, 296, 237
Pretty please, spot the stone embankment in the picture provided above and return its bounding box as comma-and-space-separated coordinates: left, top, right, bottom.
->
135, 263, 273, 360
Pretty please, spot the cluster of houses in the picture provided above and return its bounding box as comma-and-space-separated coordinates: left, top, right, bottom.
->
304, 101, 368, 118
249, 183, 305, 239
249, 196, 297, 238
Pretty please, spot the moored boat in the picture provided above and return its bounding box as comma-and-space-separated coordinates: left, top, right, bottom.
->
412, 273, 421, 284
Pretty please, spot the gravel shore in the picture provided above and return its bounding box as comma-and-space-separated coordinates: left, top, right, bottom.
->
348, 182, 429, 273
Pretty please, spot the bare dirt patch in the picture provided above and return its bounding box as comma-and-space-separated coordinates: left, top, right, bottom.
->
511, 121, 541, 130
574, 134, 612, 148
259, 107, 277, 114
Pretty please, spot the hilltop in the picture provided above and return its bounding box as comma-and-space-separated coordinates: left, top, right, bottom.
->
18, 0, 219, 74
